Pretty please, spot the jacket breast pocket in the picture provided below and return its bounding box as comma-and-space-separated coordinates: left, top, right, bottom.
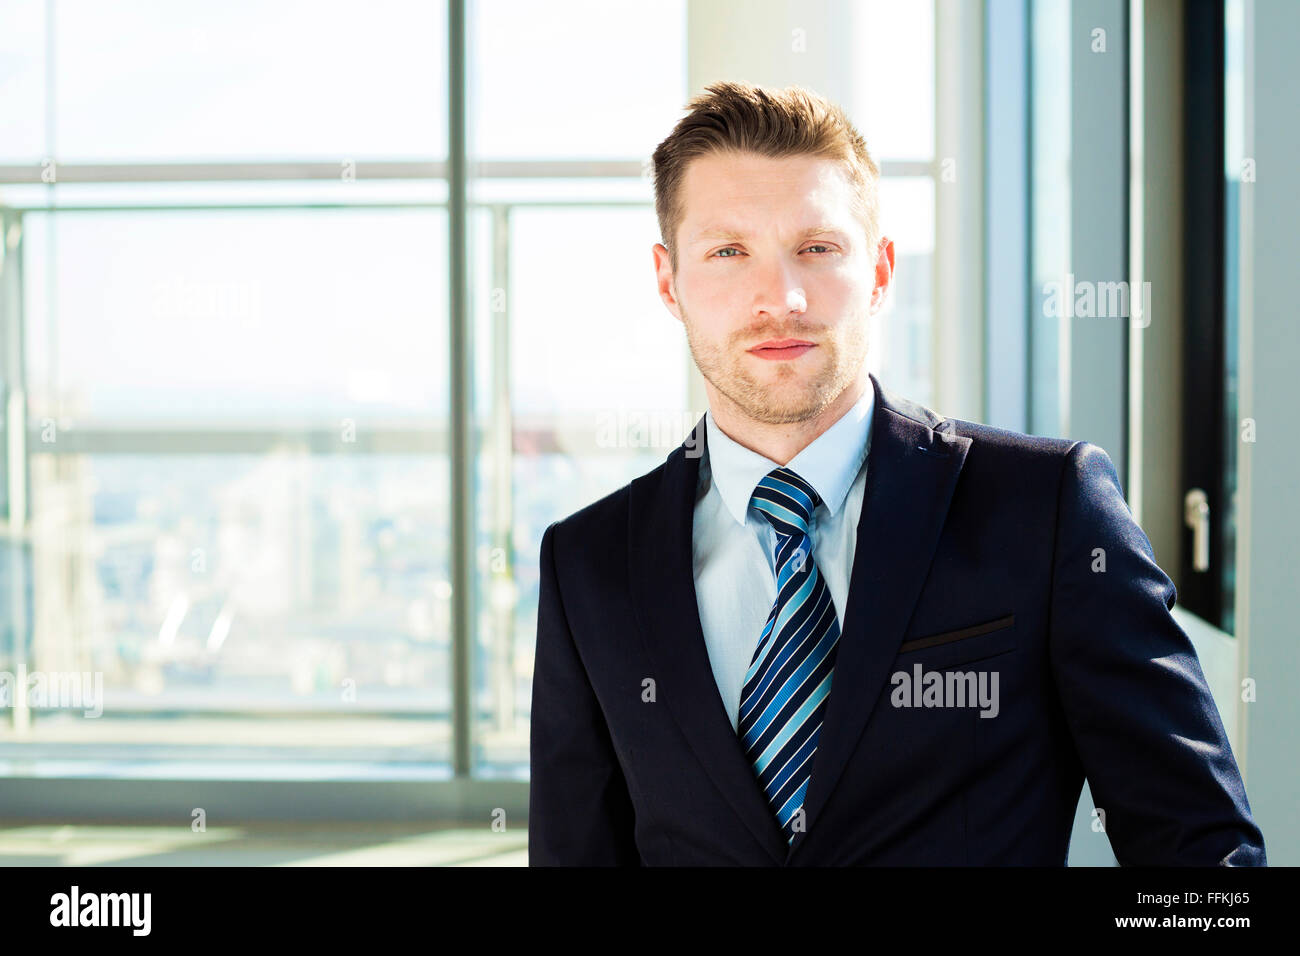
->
895, 613, 1017, 670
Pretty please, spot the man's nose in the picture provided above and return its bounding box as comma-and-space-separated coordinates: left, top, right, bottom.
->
752, 264, 807, 318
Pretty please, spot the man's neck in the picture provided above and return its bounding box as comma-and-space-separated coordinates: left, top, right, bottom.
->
706, 373, 870, 466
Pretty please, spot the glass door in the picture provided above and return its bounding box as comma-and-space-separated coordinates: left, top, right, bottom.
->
1180, 0, 1244, 635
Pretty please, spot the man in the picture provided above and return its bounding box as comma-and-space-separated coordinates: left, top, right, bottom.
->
528, 81, 1265, 866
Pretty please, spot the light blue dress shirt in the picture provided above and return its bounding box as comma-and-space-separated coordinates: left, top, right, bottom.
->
691, 384, 875, 732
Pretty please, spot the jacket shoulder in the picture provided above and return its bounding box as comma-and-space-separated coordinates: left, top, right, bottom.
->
882, 377, 1082, 467
944, 416, 1080, 460
545, 452, 673, 545
546, 481, 631, 546
878, 378, 1080, 463
937, 417, 1129, 507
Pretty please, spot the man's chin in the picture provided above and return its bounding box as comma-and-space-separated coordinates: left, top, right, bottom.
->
734, 391, 830, 425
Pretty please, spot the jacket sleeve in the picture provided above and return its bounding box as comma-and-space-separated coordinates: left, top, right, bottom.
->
528, 521, 641, 866
1047, 441, 1266, 866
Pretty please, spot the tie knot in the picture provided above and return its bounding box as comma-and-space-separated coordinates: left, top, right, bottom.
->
751, 466, 821, 537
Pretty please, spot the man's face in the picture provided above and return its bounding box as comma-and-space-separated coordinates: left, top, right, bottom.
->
654, 150, 893, 426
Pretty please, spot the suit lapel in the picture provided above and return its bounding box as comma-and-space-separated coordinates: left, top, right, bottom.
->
628, 412, 790, 863
786, 373, 971, 860
627, 373, 971, 866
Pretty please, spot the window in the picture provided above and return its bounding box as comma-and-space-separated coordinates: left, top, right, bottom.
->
0, 0, 943, 792
1, 1, 453, 778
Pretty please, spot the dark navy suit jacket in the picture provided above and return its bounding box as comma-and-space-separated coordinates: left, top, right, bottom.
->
528, 372, 1266, 866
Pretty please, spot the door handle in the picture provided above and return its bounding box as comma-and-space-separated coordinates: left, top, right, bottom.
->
1184, 488, 1210, 572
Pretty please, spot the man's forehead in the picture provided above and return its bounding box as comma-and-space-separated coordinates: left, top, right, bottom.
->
687, 221, 853, 243
677, 150, 860, 233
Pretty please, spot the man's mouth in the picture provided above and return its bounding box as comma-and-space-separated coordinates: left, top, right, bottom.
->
748, 338, 816, 361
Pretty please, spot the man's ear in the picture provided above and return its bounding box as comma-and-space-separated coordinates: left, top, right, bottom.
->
653, 242, 684, 322
869, 236, 896, 314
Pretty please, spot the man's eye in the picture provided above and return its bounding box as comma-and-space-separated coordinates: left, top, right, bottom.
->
711, 245, 834, 258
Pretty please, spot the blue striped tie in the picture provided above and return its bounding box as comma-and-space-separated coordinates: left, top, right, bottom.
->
739, 466, 841, 844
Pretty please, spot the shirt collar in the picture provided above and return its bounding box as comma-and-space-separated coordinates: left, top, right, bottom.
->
704, 383, 875, 527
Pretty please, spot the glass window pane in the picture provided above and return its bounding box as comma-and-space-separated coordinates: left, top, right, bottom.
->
470, 0, 687, 160
471, 201, 691, 774
872, 176, 936, 407
1029, 0, 1072, 437
5, 200, 452, 773
1222, 0, 1245, 633
508, 206, 687, 414
3, 452, 451, 772
50, 0, 446, 162
0, 1, 46, 163
23, 207, 446, 425
851, 0, 936, 162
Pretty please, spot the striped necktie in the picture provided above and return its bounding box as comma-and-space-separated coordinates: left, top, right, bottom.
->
739, 466, 841, 844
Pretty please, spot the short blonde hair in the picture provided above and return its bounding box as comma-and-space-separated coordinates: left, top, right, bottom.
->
651, 80, 881, 271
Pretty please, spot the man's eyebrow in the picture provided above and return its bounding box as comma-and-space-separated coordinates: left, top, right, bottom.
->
689, 224, 847, 243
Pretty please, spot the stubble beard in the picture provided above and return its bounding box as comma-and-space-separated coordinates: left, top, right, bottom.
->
681, 306, 869, 426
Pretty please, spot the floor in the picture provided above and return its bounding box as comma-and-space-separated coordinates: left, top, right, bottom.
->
0, 821, 528, 866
